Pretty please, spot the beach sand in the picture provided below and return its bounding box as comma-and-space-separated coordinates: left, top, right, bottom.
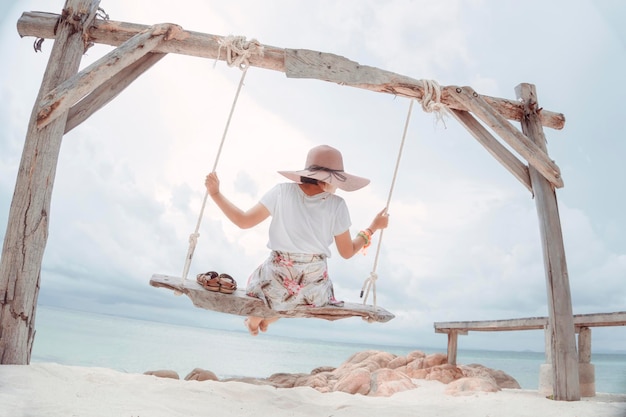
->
1, 363, 625, 417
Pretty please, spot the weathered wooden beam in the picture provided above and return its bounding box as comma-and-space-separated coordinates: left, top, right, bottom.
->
434, 311, 626, 332
451, 86, 563, 188
0, 0, 102, 365
37, 24, 182, 129
17, 12, 285, 71
448, 107, 532, 193
65, 52, 166, 133
517, 82, 579, 401
435, 317, 548, 332
17, 11, 566, 130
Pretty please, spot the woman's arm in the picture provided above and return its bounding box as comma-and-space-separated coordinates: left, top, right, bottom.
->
206, 172, 270, 229
334, 208, 389, 259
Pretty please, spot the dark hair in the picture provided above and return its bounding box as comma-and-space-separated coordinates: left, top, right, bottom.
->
300, 176, 319, 185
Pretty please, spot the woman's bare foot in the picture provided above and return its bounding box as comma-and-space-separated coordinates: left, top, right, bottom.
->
244, 317, 263, 336
259, 317, 279, 332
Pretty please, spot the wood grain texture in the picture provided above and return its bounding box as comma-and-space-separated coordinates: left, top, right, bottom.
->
150, 274, 395, 323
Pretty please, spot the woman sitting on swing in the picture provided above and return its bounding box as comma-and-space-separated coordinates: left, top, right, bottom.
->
205, 145, 389, 335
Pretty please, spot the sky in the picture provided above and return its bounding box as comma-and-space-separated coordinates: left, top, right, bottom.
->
1, 0, 625, 354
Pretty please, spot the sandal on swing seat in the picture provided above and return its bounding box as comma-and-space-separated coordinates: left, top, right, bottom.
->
217, 273, 237, 294
197, 271, 220, 292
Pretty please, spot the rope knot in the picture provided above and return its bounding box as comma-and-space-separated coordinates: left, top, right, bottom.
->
360, 271, 379, 307
419, 79, 448, 126
216, 35, 265, 70
188, 232, 200, 246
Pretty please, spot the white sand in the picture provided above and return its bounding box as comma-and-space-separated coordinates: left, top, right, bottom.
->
1, 363, 625, 417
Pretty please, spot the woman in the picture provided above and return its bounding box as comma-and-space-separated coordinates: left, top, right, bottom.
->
205, 145, 389, 335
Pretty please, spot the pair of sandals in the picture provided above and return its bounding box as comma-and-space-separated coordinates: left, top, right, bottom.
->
196, 271, 237, 294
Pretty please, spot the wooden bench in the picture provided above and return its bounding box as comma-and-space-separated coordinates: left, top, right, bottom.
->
434, 311, 626, 396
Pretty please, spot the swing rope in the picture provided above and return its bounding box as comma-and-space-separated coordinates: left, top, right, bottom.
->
360, 79, 447, 309
360, 99, 413, 308
181, 36, 263, 281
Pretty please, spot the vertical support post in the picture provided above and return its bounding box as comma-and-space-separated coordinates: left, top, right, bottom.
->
0, 0, 101, 364
577, 327, 596, 397
539, 324, 554, 395
516, 83, 580, 401
446, 331, 459, 366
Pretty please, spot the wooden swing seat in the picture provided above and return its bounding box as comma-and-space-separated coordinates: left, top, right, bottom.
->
150, 274, 395, 323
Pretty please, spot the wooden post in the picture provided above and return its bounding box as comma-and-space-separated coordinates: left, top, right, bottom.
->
578, 327, 591, 364
0, 0, 101, 364
578, 327, 596, 397
516, 83, 580, 400
447, 331, 459, 366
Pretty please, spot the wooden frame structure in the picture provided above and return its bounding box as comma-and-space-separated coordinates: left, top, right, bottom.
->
0, 0, 580, 400
434, 312, 626, 397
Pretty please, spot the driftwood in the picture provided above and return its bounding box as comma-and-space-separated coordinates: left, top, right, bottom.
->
516, 83, 579, 401
450, 87, 562, 188
16, 11, 566, 191
0, 0, 102, 365
150, 274, 395, 323
17, 11, 565, 130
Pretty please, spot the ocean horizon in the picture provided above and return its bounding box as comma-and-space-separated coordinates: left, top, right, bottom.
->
30, 305, 626, 394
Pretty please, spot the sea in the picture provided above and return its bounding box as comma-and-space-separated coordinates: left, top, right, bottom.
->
30, 306, 626, 394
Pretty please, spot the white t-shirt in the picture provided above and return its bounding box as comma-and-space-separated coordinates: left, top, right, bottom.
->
260, 183, 351, 257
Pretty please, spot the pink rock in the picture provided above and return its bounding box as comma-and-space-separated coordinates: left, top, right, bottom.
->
406, 357, 426, 372
303, 372, 331, 391
267, 372, 309, 388
387, 356, 408, 369
334, 368, 371, 395
311, 366, 335, 374
144, 370, 179, 380
405, 367, 429, 379
184, 368, 218, 382
177, 349, 521, 398
461, 364, 521, 389
340, 350, 396, 372
345, 350, 378, 365
424, 353, 448, 368
369, 351, 397, 369
369, 369, 417, 397
445, 377, 500, 396
406, 350, 427, 361
425, 364, 464, 384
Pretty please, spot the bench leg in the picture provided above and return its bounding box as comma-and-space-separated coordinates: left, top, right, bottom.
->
447, 331, 459, 366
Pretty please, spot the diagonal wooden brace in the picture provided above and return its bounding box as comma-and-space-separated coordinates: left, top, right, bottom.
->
36, 23, 184, 129
451, 86, 563, 188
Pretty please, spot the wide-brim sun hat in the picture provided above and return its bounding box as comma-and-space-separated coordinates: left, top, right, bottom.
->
278, 145, 370, 192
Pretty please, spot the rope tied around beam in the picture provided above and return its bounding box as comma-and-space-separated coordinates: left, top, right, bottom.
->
419, 79, 448, 126
215, 35, 265, 70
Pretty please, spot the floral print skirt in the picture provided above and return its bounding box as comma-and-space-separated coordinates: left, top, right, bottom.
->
246, 251, 344, 312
